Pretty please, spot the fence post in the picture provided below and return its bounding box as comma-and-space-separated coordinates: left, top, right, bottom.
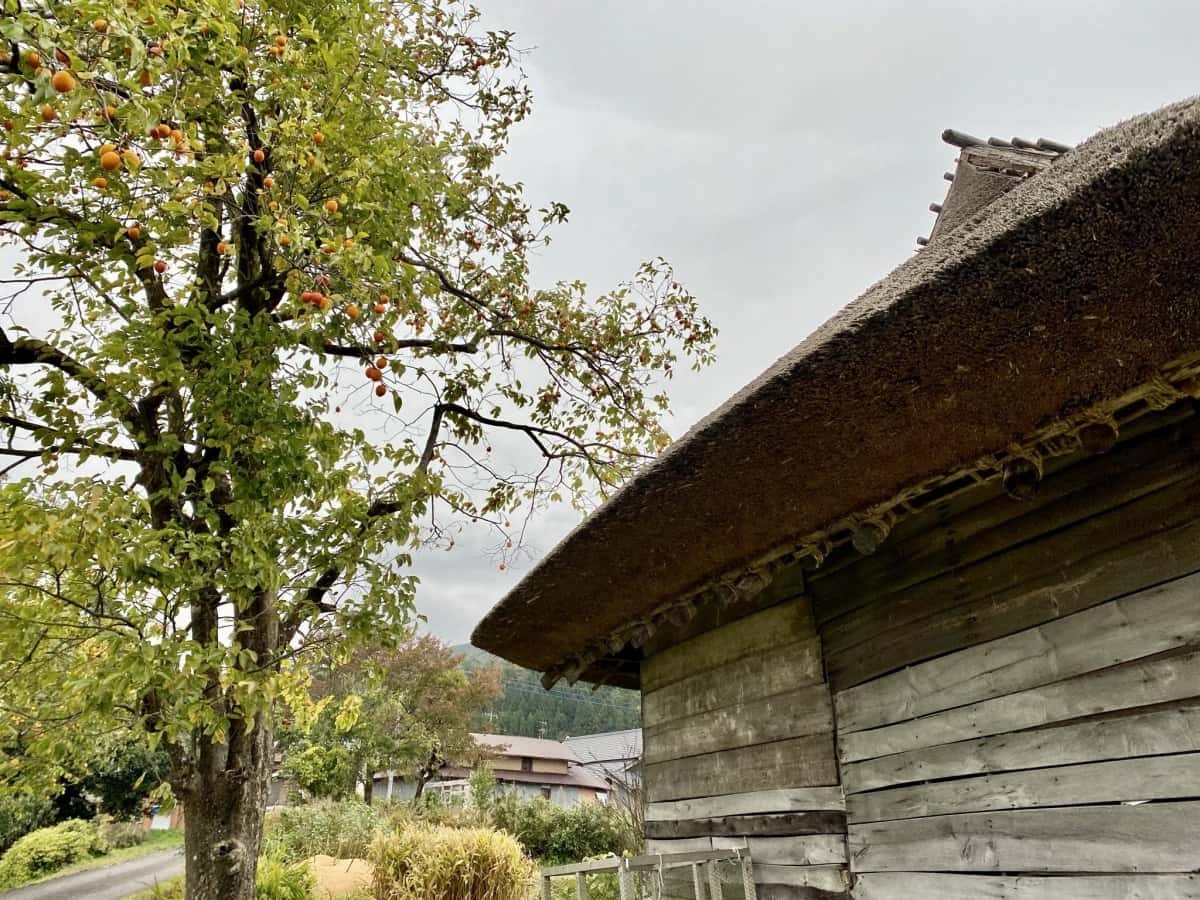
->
691, 862, 708, 900
576, 871, 590, 900
542, 875, 553, 900
618, 859, 635, 900
740, 855, 757, 900
705, 862, 723, 900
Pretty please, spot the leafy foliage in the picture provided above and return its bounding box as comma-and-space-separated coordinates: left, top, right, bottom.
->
76, 735, 171, 820
488, 794, 636, 866
370, 823, 533, 900
280, 744, 353, 801
282, 636, 501, 800
0, 791, 54, 855
0, 818, 108, 887
0, 0, 712, 893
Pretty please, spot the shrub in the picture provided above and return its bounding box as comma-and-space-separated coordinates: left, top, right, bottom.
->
100, 818, 147, 849
0, 792, 54, 855
548, 857, 622, 900
489, 795, 635, 864
0, 818, 108, 887
256, 854, 315, 900
262, 800, 385, 863
371, 824, 533, 900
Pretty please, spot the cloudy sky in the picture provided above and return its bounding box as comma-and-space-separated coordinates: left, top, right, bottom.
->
413, 0, 1200, 645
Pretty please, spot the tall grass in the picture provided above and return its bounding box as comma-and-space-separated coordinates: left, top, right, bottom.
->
262, 800, 385, 863
371, 823, 533, 900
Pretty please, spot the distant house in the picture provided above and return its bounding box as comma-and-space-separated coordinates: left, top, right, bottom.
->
374, 732, 609, 808
563, 728, 642, 805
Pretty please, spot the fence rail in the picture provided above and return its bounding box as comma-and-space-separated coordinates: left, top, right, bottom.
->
540, 849, 757, 900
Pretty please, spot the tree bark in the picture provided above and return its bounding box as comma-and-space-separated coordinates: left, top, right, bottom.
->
362, 771, 374, 805
178, 717, 273, 900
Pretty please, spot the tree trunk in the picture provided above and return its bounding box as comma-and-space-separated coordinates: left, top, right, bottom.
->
179, 718, 273, 900
362, 770, 374, 805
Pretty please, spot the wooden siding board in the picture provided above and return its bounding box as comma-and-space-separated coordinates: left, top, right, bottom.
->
825, 475, 1200, 690
811, 419, 1200, 627
643, 599, 815, 692
846, 751, 1200, 823
644, 684, 833, 764
755, 864, 847, 892
712, 835, 847, 866
646, 788, 847, 822
847, 801, 1200, 873
839, 647, 1200, 764
836, 568, 1200, 734
646, 734, 839, 803
643, 638, 823, 728
851, 873, 1200, 900
842, 700, 1200, 793
646, 812, 847, 839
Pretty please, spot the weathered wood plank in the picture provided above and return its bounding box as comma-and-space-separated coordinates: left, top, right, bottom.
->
842, 700, 1200, 793
812, 418, 1200, 627
825, 475, 1200, 690
643, 599, 815, 692
642, 563, 809, 661
645, 684, 833, 764
755, 864, 847, 892
836, 568, 1200, 733
644, 837, 713, 855
646, 787, 846, 822
851, 873, 1200, 900
839, 648, 1200, 763
646, 812, 847, 839
713, 835, 846, 867
847, 801, 1200, 873
847, 751, 1200, 823
646, 735, 838, 803
759, 888, 847, 900
643, 638, 824, 728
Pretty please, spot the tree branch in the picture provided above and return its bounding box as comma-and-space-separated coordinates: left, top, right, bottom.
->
278, 497, 408, 645
0, 327, 142, 433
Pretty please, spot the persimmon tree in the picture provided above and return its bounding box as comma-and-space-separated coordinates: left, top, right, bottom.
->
0, 0, 715, 897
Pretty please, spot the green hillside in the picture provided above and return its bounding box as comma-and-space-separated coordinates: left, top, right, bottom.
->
455, 645, 640, 740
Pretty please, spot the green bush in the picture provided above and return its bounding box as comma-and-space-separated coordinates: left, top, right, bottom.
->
548, 856, 622, 900
0, 818, 108, 887
100, 818, 147, 849
256, 854, 315, 900
371, 823, 533, 900
262, 799, 385, 863
0, 792, 54, 855
489, 795, 635, 864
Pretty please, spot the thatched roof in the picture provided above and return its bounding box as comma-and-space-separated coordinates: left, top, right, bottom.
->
472, 97, 1200, 675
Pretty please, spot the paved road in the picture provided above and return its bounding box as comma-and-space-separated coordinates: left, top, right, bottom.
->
0, 848, 184, 900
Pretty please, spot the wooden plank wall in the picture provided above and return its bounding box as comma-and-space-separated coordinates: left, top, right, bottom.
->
808, 413, 1200, 899
641, 598, 850, 899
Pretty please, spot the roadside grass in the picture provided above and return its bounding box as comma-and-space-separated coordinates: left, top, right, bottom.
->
124, 873, 182, 900
10, 829, 183, 891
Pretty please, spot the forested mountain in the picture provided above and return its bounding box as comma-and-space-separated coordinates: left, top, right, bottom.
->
455, 646, 640, 740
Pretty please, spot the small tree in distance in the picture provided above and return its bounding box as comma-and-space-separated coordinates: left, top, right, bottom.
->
287, 635, 501, 803
0, 1, 716, 898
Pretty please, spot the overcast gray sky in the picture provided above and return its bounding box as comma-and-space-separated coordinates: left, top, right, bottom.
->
413, 0, 1200, 645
